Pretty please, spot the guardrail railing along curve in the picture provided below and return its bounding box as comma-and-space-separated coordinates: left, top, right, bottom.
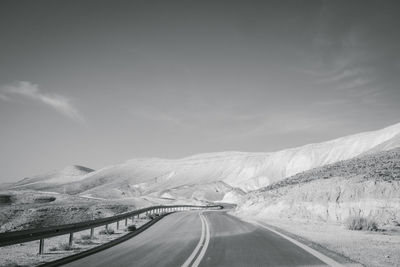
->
0, 204, 223, 254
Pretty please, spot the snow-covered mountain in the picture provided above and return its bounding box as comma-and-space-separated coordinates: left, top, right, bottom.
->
8, 122, 400, 201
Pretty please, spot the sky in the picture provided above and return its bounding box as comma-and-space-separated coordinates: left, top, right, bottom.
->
0, 0, 400, 182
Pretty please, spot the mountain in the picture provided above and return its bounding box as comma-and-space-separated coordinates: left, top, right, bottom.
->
8, 122, 400, 202
362, 132, 400, 155
11, 165, 94, 190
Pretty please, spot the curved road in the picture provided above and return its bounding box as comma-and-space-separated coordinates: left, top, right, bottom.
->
63, 211, 340, 267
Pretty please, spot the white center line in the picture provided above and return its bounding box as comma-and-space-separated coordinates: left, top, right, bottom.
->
181, 212, 206, 267
191, 213, 210, 267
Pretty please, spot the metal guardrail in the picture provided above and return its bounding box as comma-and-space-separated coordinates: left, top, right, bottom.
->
0, 204, 222, 254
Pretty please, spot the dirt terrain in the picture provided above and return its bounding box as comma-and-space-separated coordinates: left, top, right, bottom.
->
0, 190, 142, 232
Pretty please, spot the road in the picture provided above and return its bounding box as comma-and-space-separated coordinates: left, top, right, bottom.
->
63, 210, 338, 267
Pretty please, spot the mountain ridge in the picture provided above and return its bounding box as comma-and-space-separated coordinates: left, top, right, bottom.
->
7, 122, 400, 202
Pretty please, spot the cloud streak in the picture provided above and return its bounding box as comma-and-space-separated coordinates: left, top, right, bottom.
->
131, 104, 331, 143
1, 81, 85, 124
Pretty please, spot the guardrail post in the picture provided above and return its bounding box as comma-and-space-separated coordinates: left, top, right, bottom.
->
117, 221, 120, 230
105, 224, 109, 231
90, 227, 94, 239
69, 233, 73, 247
125, 218, 128, 226
39, 238, 44, 254
137, 213, 139, 218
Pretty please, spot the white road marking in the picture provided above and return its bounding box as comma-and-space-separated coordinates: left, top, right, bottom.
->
251, 220, 344, 267
191, 213, 210, 267
181, 212, 206, 267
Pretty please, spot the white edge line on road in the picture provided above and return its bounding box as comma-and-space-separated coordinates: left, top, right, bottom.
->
181, 212, 206, 267
251, 220, 344, 267
191, 213, 210, 267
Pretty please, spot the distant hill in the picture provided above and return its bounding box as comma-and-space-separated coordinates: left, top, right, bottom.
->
11, 165, 94, 189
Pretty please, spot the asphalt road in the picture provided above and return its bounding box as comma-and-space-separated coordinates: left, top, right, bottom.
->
63, 211, 335, 267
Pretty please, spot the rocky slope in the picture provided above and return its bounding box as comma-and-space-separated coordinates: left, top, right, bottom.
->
236, 148, 400, 226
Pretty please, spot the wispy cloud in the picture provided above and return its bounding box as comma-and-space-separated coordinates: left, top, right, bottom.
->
131, 107, 184, 127
130, 105, 260, 129
1, 81, 85, 124
301, 3, 395, 109
216, 112, 328, 143
0, 93, 11, 101
131, 104, 330, 143
317, 68, 371, 84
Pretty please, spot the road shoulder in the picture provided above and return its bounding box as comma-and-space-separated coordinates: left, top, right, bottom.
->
232, 213, 362, 266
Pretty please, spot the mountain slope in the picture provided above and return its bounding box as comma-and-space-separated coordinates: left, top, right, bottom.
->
362, 132, 400, 155
235, 147, 400, 225
9, 122, 400, 201
12, 165, 94, 189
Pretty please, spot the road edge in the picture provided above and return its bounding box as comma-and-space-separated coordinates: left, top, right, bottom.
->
250, 220, 345, 267
38, 213, 171, 267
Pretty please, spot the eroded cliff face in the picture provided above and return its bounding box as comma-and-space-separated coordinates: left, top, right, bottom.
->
237, 176, 400, 225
